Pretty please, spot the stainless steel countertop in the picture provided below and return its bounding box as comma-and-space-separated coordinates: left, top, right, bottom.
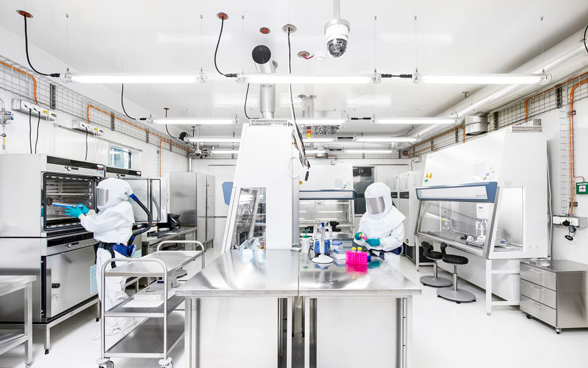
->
0, 276, 36, 297
177, 249, 421, 298
298, 255, 421, 297
176, 249, 300, 297
521, 259, 588, 273
142, 227, 197, 246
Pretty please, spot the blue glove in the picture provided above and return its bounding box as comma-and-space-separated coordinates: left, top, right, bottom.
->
65, 206, 84, 218
354, 232, 362, 241
77, 203, 90, 215
365, 238, 381, 247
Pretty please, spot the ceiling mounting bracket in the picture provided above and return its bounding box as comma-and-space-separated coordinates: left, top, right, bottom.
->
282, 24, 297, 33
16, 10, 33, 18
217, 12, 229, 20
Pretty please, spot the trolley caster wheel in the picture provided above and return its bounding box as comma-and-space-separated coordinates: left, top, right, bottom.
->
456, 302, 461, 304
526, 314, 532, 319
437, 295, 441, 298
26, 364, 32, 368
556, 329, 561, 334
97, 358, 114, 368
96, 318, 100, 322
158, 358, 173, 368
44, 349, 49, 355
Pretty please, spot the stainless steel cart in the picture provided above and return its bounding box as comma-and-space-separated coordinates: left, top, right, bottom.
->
97, 242, 205, 368
0, 276, 35, 368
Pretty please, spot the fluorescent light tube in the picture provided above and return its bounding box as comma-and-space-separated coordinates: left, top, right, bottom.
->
304, 138, 336, 143
356, 137, 418, 143
345, 149, 394, 154
64, 73, 199, 84
242, 74, 375, 84
306, 149, 328, 154
185, 138, 241, 143
374, 117, 457, 125
416, 73, 551, 85
152, 118, 236, 125
211, 150, 239, 154
297, 119, 346, 126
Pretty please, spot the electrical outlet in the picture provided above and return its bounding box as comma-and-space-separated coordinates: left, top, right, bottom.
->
72, 120, 104, 136
11, 99, 57, 121
553, 215, 587, 228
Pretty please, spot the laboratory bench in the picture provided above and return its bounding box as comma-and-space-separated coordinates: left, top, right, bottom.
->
177, 249, 421, 368
142, 226, 197, 249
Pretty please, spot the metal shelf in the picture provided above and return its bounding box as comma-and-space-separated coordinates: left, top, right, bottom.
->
106, 294, 184, 318
0, 333, 27, 356
106, 311, 184, 359
105, 251, 201, 277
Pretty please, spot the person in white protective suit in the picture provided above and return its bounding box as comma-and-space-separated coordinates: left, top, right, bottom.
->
354, 182, 406, 269
65, 178, 136, 337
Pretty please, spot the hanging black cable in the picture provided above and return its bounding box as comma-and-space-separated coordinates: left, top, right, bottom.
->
34, 111, 40, 154
163, 108, 174, 138
214, 17, 238, 78
287, 28, 311, 177
584, 24, 588, 54
22, 14, 60, 78
84, 127, 89, 161
244, 83, 258, 120
28, 109, 32, 154
120, 84, 137, 120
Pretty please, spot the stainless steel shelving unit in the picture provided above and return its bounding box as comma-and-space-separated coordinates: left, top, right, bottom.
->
0, 276, 35, 368
97, 243, 205, 368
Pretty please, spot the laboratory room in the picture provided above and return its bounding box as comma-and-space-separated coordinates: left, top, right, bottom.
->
1, 1, 588, 368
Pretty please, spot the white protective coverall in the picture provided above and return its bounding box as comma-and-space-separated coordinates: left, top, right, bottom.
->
355, 182, 406, 269
78, 178, 135, 335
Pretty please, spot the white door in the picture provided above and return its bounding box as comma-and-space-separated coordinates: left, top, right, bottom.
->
207, 165, 236, 249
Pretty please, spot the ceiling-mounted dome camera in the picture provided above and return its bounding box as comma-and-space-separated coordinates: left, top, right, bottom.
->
325, 19, 350, 59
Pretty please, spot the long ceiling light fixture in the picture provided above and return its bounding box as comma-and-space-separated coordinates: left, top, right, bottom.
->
413, 73, 551, 85
62, 73, 205, 84
304, 137, 336, 143
297, 118, 347, 126
374, 117, 459, 125
240, 74, 376, 85
355, 137, 419, 143
185, 138, 241, 143
211, 150, 239, 155
152, 117, 237, 125
345, 149, 395, 154
306, 149, 329, 154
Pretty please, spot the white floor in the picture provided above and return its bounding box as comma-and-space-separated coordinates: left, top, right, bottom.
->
1, 248, 587, 368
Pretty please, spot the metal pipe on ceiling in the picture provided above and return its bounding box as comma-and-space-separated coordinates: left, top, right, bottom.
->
401, 25, 588, 146
252, 45, 277, 119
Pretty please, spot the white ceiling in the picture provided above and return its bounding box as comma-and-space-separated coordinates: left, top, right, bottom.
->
1, 0, 588, 144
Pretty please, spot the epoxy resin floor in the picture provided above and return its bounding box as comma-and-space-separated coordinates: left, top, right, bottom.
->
1, 246, 587, 368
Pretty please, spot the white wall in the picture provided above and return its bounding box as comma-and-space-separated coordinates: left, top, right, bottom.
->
0, 25, 189, 211
415, 98, 588, 264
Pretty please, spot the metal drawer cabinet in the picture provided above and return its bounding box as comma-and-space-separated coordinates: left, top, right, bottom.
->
520, 260, 588, 334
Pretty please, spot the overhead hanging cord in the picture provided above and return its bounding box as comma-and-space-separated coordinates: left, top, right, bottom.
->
214, 16, 238, 78
163, 108, 174, 138
21, 12, 60, 77
583, 23, 588, 54
120, 84, 147, 121
414, 16, 419, 72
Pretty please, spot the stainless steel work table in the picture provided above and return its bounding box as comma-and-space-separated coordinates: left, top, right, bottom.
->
142, 226, 197, 248
298, 257, 421, 368
0, 276, 35, 368
177, 249, 300, 368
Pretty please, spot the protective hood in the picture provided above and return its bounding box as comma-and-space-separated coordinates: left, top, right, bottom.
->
96, 178, 133, 211
365, 182, 393, 219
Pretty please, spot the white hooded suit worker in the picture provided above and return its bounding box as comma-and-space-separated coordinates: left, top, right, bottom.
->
354, 182, 406, 268
67, 178, 135, 335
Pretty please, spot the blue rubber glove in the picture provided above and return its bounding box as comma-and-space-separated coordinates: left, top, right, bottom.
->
65, 206, 84, 218
365, 238, 381, 247
77, 203, 90, 215
354, 232, 363, 241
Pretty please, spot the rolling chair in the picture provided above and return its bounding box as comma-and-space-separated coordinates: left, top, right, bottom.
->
437, 243, 476, 304
419, 242, 452, 288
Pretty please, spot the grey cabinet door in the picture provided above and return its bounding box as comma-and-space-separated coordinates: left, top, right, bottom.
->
45, 245, 96, 318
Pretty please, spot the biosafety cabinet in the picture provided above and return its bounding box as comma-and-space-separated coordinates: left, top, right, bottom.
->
395, 171, 427, 268
415, 127, 549, 314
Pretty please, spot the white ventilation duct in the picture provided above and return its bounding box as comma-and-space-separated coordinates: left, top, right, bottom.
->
252, 45, 277, 119
402, 26, 588, 145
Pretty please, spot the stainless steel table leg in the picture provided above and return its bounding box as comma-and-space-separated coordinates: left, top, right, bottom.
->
44, 325, 50, 355
185, 297, 196, 368
25, 283, 32, 366
278, 298, 283, 358
403, 296, 413, 368
304, 297, 310, 368
287, 297, 293, 368
96, 301, 100, 322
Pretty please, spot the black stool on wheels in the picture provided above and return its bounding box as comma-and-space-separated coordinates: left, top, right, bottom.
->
419, 242, 452, 288
437, 243, 476, 304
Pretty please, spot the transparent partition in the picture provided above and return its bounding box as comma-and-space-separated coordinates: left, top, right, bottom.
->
229, 188, 266, 249
299, 199, 354, 239
416, 187, 524, 254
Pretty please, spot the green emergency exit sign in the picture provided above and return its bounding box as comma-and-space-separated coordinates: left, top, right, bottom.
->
577, 182, 588, 195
